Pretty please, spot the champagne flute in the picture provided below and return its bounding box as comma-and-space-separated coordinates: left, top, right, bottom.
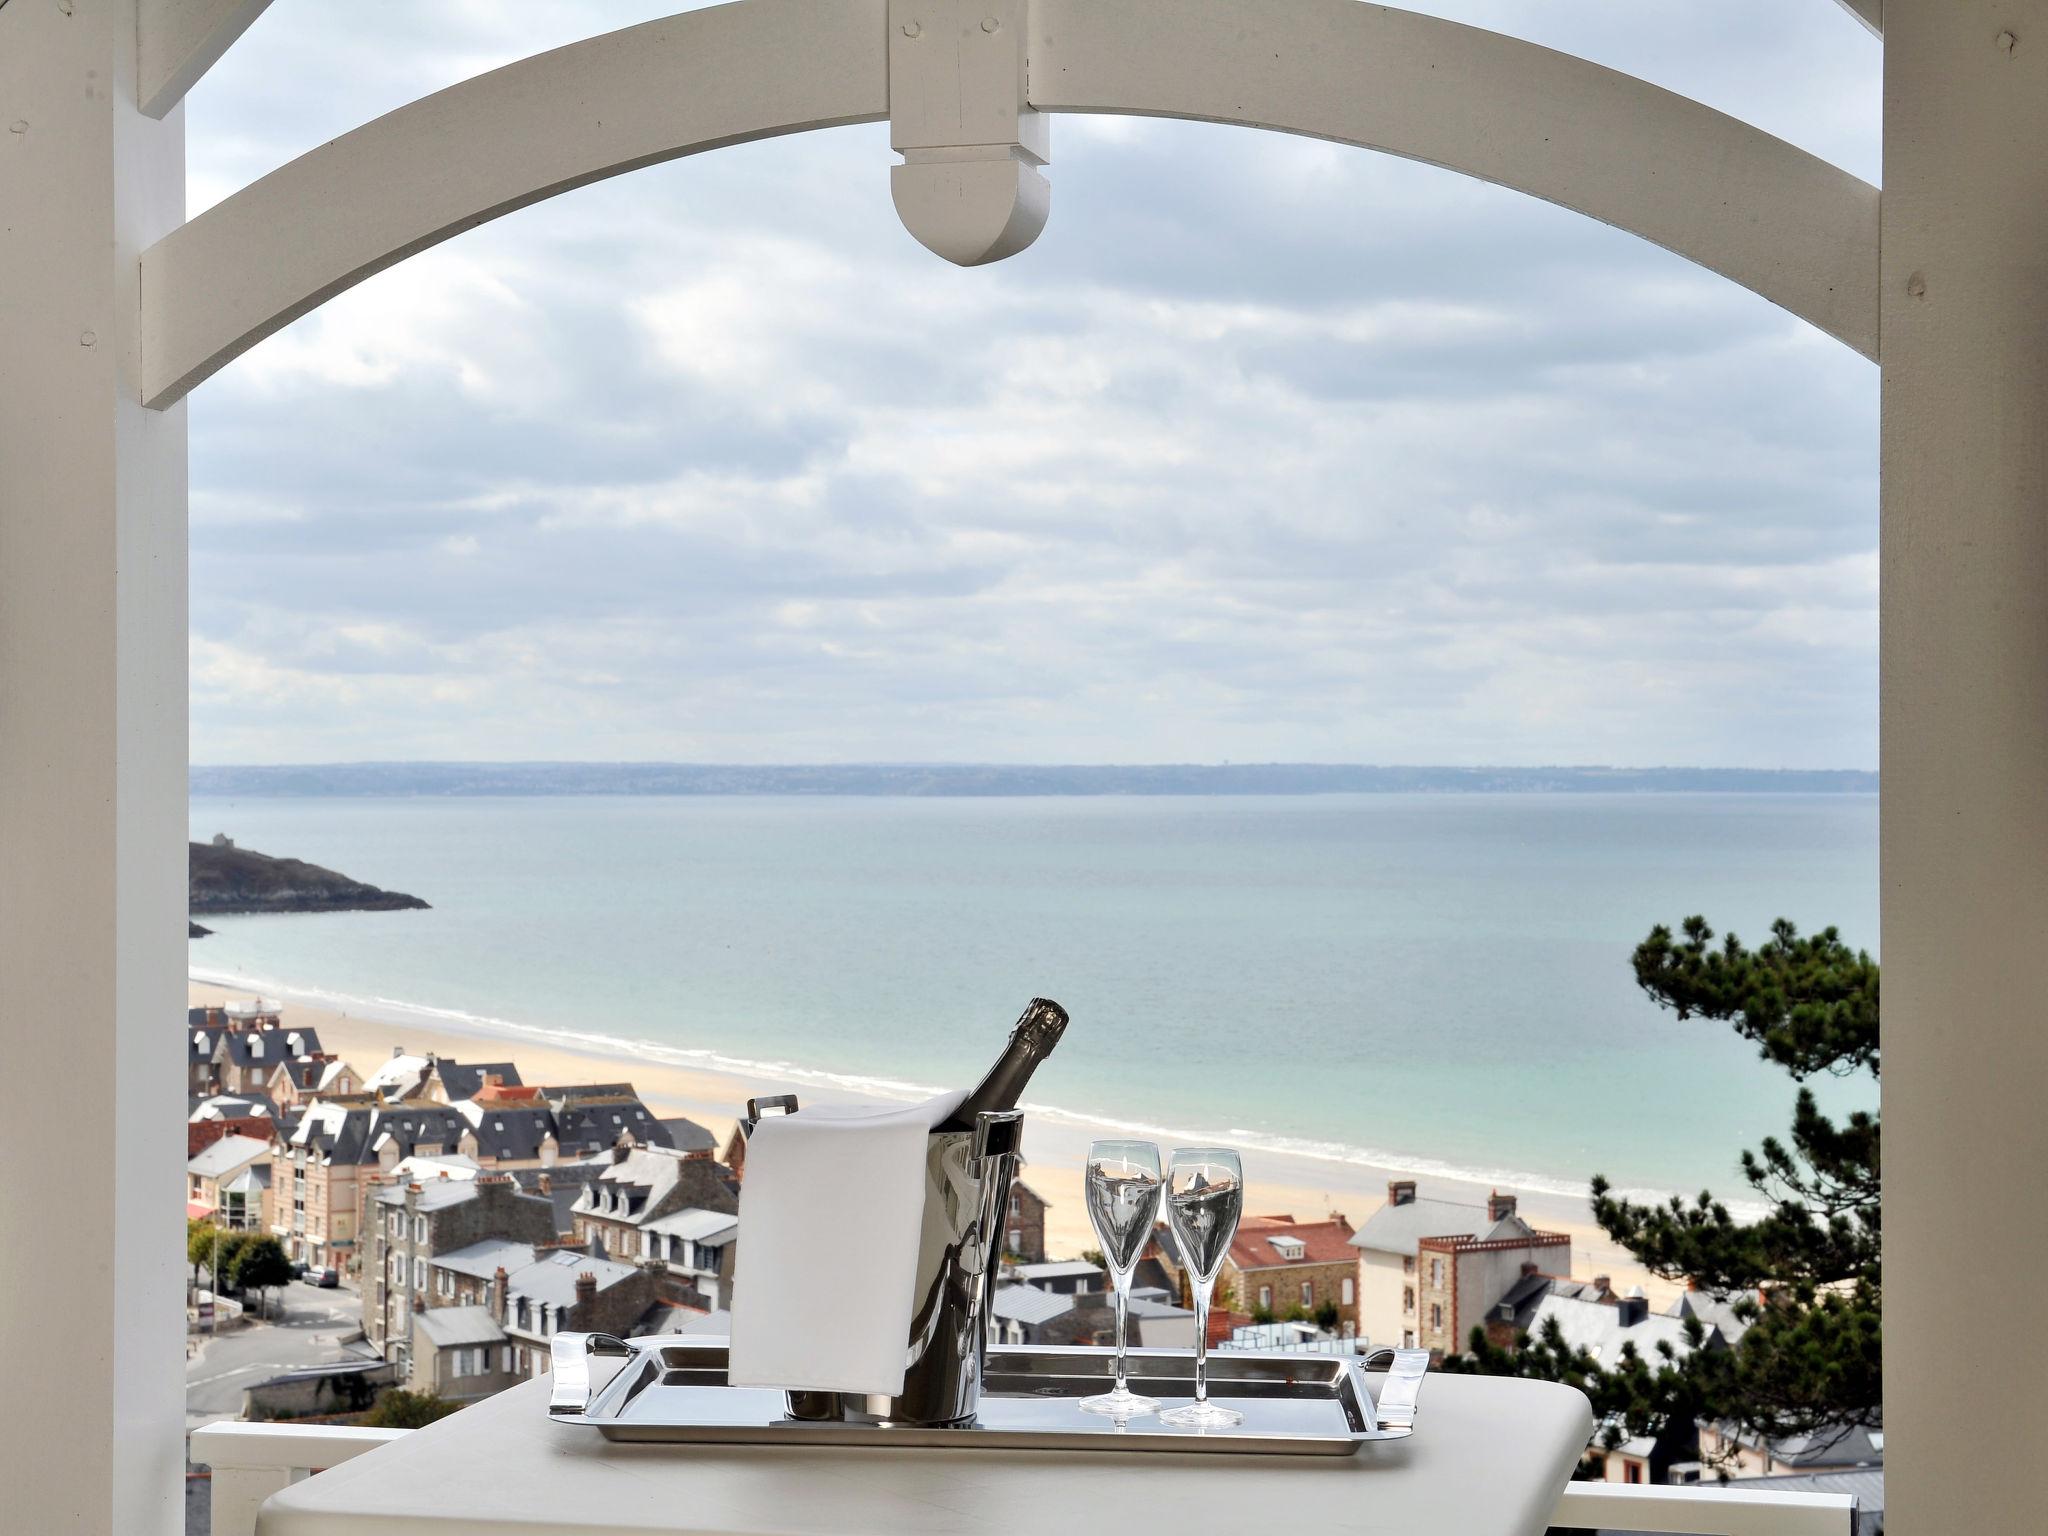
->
1079, 1139, 1165, 1416
1159, 1146, 1245, 1430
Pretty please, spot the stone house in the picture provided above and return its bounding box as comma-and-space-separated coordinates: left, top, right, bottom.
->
569, 1146, 737, 1277
451, 1082, 561, 1169
496, 1249, 661, 1380
1352, 1182, 1570, 1353
546, 1084, 673, 1158
264, 1053, 359, 1113
1155, 1213, 1361, 1334
271, 1097, 475, 1273
269, 1100, 378, 1271
1003, 1178, 1049, 1263
187, 1001, 320, 1097
403, 1305, 517, 1403
361, 1170, 561, 1358
721, 1124, 747, 1182
1225, 1214, 1361, 1333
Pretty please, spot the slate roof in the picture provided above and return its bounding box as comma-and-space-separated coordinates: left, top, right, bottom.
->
274, 1055, 351, 1093
551, 1095, 664, 1156
1483, 1270, 1561, 1335
432, 1060, 524, 1100
657, 1116, 718, 1154
1671, 1288, 1758, 1345
1716, 1420, 1885, 1468
372, 1177, 481, 1214
220, 1027, 322, 1070
414, 1306, 507, 1349
1525, 1292, 1707, 1366
453, 1098, 556, 1161
431, 1238, 539, 1282
642, 1208, 738, 1244
190, 1092, 277, 1122
290, 1103, 379, 1164
362, 1053, 434, 1099
187, 1134, 271, 1179
1352, 1196, 1546, 1256
1013, 1260, 1104, 1284
1681, 1468, 1883, 1536
649, 1307, 730, 1337
1228, 1215, 1357, 1270
507, 1164, 606, 1236
507, 1248, 641, 1307
222, 1163, 271, 1195
370, 1105, 469, 1160
993, 1283, 1077, 1327
573, 1145, 738, 1226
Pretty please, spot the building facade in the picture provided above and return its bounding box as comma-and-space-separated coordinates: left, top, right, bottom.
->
1353, 1182, 1569, 1353
361, 1171, 561, 1359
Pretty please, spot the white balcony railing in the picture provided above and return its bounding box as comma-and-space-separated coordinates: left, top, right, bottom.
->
191, 1422, 1859, 1536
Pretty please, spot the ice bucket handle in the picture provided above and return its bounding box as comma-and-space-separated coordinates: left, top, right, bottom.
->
741, 1094, 800, 1135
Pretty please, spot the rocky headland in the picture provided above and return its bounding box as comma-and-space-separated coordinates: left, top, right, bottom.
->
189, 837, 429, 917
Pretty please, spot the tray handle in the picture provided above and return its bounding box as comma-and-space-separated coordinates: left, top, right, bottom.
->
1361, 1347, 1431, 1431
549, 1331, 633, 1417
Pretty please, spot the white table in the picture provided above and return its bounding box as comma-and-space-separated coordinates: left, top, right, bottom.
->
255, 1372, 1593, 1536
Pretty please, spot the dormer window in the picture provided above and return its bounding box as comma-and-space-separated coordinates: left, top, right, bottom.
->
1270, 1236, 1306, 1261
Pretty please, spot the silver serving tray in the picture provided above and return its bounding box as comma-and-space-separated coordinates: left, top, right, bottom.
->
548, 1336, 1427, 1457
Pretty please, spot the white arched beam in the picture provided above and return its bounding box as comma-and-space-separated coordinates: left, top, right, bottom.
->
1027, 0, 1879, 361
140, 0, 1880, 409
139, 0, 891, 408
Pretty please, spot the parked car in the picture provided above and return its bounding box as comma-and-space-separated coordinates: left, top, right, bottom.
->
313, 1268, 339, 1288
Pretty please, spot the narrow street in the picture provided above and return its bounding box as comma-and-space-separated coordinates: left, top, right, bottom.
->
186, 1277, 364, 1426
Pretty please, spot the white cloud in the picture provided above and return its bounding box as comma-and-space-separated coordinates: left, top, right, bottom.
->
184, 1, 1880, 769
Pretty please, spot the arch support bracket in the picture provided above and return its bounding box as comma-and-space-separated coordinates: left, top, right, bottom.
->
889, 0, 1051, 265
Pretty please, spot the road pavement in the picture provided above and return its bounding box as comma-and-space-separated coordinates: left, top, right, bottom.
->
186, 1277, 366, 1425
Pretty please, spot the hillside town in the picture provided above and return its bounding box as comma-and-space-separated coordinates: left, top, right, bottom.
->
186, 998, 1881, 1508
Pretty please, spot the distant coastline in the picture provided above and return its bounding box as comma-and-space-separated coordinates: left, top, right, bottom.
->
189, 761, 1879, 797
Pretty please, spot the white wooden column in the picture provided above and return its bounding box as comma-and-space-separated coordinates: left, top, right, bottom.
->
1881, 4, 2048, 1530
0, 3, 189, 1535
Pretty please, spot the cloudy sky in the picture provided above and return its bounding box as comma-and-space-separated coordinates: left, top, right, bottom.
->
186, 2, 1881, 769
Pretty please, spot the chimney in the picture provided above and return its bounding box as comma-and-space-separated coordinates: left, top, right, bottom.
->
1387, 1180, 1417, 1207
1592, 1275, 1613, 1302
574, 1271, 598, 1313
1521, 1261, 1541, 1278
1488, 1190, 1517, 1223
1617, 1293, 1649, 1327
612, 1136, 632, 1165
391, 1045, 404, 1059
537, 1171, 552, 1195
489, 1266, 509, 1323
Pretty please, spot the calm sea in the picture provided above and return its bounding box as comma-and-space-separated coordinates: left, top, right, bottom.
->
187, 792, 1878, 1203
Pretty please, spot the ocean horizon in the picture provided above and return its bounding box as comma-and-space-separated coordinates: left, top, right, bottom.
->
187, 790, 1877, 1208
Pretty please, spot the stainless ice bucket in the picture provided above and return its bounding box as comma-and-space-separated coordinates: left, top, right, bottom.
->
739, 1094, 1024, 1427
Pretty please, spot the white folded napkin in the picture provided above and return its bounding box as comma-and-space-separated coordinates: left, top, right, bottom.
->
727, 1090, 967, 1396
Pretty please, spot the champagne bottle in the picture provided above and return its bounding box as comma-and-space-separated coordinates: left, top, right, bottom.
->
937, 997, 1068, 1129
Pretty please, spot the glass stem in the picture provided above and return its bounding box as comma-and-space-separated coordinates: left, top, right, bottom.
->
1192, 1276, 1214, 1406
1112, 1277, 1130, 1394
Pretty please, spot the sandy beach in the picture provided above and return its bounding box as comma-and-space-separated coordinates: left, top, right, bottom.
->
192, 979, 1678, 1307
